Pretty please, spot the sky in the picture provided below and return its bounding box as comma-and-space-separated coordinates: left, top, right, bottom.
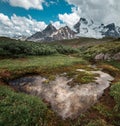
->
0, 0, 120, 37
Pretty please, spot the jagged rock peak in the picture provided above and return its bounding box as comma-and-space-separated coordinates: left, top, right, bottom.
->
27, 18, 120, 42
104, 23, 116, 30
43, 23, 57, 33
60, 26, 72, 31
80, 18, 88, 24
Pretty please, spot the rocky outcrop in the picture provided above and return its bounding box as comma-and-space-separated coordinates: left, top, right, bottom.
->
27, 24, 76, 42
113, 52, 120, 60
102, 23, 120, 38
10, 68, 114, 119
95, 52, 120, 61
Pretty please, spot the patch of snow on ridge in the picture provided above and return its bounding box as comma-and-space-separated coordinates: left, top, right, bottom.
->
76, 19, 103, 39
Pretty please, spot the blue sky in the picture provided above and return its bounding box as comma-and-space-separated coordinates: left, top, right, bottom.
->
0, 0, 120, 37
0, 0, 72, 23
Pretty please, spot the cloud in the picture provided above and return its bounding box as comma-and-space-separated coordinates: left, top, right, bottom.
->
2, 0, 45, 10
0, 13, 13, 26
58, 12, 80, 28
0, 13, 47, 37
45, 1, 58, 7
65, 0, 120, 26
51, 21, 65, 29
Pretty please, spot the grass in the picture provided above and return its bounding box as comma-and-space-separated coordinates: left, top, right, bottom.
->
0, 37, 120, 126
110, 82, 120, 112
98, 61, 120, 83
107, 60, 120, 69
48, 37, 114, 48
67, 71, 97, 87
0, 55, 85, 70
93, 103, 113, 118
72, 71, 96, 84
80, 41, 120, 60
89, 81, 120, 126
0, 55, 87, 80
85, 119, 108, 126
0, 85, 48, 126
0, 37, 79, 57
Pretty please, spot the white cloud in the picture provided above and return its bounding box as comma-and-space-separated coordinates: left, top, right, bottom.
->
58, 12, 80, 28
0, 13, 47, 37
51, 21, 64, 29
45, 1, 58, 7
65, 0, 120, 26
2, 0, 45, 10
0, 13, 13, 26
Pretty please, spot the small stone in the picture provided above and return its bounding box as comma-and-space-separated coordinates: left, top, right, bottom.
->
95, 53, 104, 60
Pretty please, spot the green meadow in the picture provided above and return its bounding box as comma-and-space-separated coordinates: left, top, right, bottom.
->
0, 37, 120, 126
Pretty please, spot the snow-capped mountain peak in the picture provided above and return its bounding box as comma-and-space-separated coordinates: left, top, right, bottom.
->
74, 18, 103, 38
74, 18, 120, 39
27, 17, 120, 42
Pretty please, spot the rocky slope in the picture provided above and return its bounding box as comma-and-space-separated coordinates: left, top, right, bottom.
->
74, 18, 120, 39
27, 24, 76, 42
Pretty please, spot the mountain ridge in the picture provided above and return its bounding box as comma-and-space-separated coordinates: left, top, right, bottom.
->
27, 18, 120, 42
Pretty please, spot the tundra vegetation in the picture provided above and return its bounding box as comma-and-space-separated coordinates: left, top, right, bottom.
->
0, 37, 120, 126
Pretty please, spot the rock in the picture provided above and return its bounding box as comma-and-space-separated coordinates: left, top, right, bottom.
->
95, 53, 105, 60
9, 70, 114, 119
104, 53, 111, 60
113, 52, 120, 60
27, 24, 76, 42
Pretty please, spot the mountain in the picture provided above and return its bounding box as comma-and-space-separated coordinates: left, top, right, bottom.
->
27, 24, 76, 42
27, 18, 120, 42
50, 26, 76, 40
74, 18, 120, 38
102, 23, 120, 38
74, 18, 102, 38
27, 24, 57, 42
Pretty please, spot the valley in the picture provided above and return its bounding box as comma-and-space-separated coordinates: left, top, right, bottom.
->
0, 37, 120, 126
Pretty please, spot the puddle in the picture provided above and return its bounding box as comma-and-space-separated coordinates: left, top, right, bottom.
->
9, 69, 114, 119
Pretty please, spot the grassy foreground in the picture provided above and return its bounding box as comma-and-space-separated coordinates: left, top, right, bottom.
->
0, 55, 85, 70
0, 85, 48, 126
0, 54, 87, 126
0, 55, 87, 81
0, 37, 120, 126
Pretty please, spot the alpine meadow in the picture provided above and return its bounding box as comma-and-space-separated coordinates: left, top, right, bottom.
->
0, 0, 120, 126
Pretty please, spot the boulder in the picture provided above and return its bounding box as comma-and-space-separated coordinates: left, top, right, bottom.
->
95, 53, 105, 60
104, 53, 111, 60
113, 52, 120, 60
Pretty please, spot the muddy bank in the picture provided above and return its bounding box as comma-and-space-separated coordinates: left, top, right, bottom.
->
9, 69, 114, 119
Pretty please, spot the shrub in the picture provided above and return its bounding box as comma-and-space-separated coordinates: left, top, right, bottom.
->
85, 119, 108, 126
110, 82, 120, 112
0, 86, 48, 126
0, 38, 78, 57
54, 45, 79, 54
80, 42, 120, 60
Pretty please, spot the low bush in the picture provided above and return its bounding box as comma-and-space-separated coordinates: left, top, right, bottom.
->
54, 45, 79, 54
0, 38, 79, 57
80, 41, 120, 59
0, 86, 48, 126
110, 82, 120, 112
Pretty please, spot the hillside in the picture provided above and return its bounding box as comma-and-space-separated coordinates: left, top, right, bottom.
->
0, 37, 120, 126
